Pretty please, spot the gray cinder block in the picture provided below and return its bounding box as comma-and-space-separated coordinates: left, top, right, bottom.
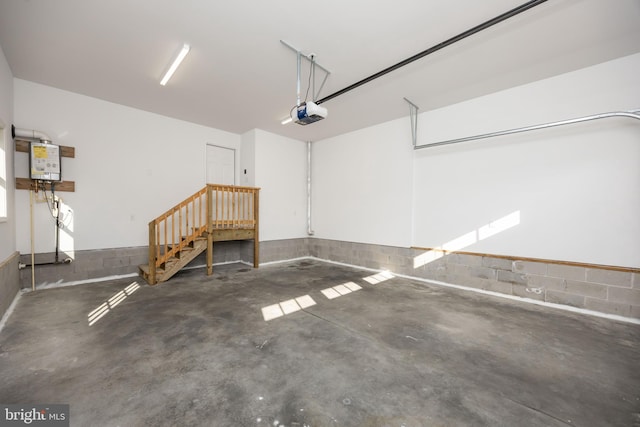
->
607, 287, 640, 305
546, 290, 586, 308
586, 269, 633, 288
512, 284, 545, 301
497, 270, 528, 285
547, 264, 586, 281
585, 298, 631, 317
513, 260, 547, 275
526, 274, 566, 291
481, 256, 513, 271
564, 280, 608, 300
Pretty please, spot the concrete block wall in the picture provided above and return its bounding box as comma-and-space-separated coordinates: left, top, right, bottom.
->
18, 240, 258, 288
171, 239, 306, 268
0, 252, 20, 319
509, 260, 639, 318
14, 238, 639, 320
259, 238, 310, 264
309, 239, 417, 275
19, 247, 148, 288
309, 238, 640, 320
189, 240, 253, 268
168, 239, 305, 272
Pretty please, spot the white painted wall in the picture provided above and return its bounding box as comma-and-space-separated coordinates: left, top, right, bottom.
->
9, 53, 639, 269
413, 53, 640, 268
252, 129, 308, 241
0, 46, 15, 262
313, 120, 414, 248
240, 130, 256, 187
13, 79, 240, 253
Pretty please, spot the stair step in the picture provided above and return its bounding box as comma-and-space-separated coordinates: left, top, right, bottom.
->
139, 264, 167, 274
168, 240, 203, 251
138, 264, 166, 283
141, 240, 207, 285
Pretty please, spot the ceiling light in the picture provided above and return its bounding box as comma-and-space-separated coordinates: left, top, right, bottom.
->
160, 43, 190, 86
281, 117, 293, 125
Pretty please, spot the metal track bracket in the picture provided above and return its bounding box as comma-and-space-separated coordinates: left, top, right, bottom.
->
414, 109, 640, 150
280, 40, 331, 104
404, 98, 419, 147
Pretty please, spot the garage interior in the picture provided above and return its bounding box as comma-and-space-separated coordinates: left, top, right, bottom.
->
0, 1, 639, 426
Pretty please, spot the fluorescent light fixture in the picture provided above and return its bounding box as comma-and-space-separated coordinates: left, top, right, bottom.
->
281, 117, 293, 125
160, 43, 190, 86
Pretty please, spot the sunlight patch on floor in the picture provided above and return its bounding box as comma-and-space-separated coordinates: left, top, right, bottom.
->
88, 282, 140, 326
261, 295, 317, 321
363, 271, 394, 285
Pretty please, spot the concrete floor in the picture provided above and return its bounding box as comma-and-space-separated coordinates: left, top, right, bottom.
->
0, 260, 638, 427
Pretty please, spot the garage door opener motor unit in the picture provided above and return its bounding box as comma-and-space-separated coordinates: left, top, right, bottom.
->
281, 40, 330, 126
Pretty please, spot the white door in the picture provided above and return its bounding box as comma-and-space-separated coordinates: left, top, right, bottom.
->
206, 144, 235, 185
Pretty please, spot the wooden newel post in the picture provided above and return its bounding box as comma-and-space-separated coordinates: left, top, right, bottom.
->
253, 189, 260, 268
206, 185, 214, 276
148, 221, 157, 285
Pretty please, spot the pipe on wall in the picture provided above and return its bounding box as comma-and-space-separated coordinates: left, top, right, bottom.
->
12, 125, 52, 143
14, 123, 53, 291
29, 189, 35, 291
307, 141, 315, 236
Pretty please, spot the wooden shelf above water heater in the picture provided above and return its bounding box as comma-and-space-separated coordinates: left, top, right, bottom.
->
15, 178, 75, 192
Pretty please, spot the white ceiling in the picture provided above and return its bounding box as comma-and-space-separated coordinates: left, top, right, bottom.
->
0, 0, 639, 142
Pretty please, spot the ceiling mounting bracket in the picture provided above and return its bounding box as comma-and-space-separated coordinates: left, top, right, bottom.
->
280, 40, 331, 104
404, 97, 419, 147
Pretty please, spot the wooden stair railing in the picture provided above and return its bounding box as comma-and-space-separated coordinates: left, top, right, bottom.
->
139, 184, 260, 285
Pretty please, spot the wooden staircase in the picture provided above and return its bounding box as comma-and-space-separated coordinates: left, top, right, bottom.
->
139, 236, 208, 284
139, 184, 260, 285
